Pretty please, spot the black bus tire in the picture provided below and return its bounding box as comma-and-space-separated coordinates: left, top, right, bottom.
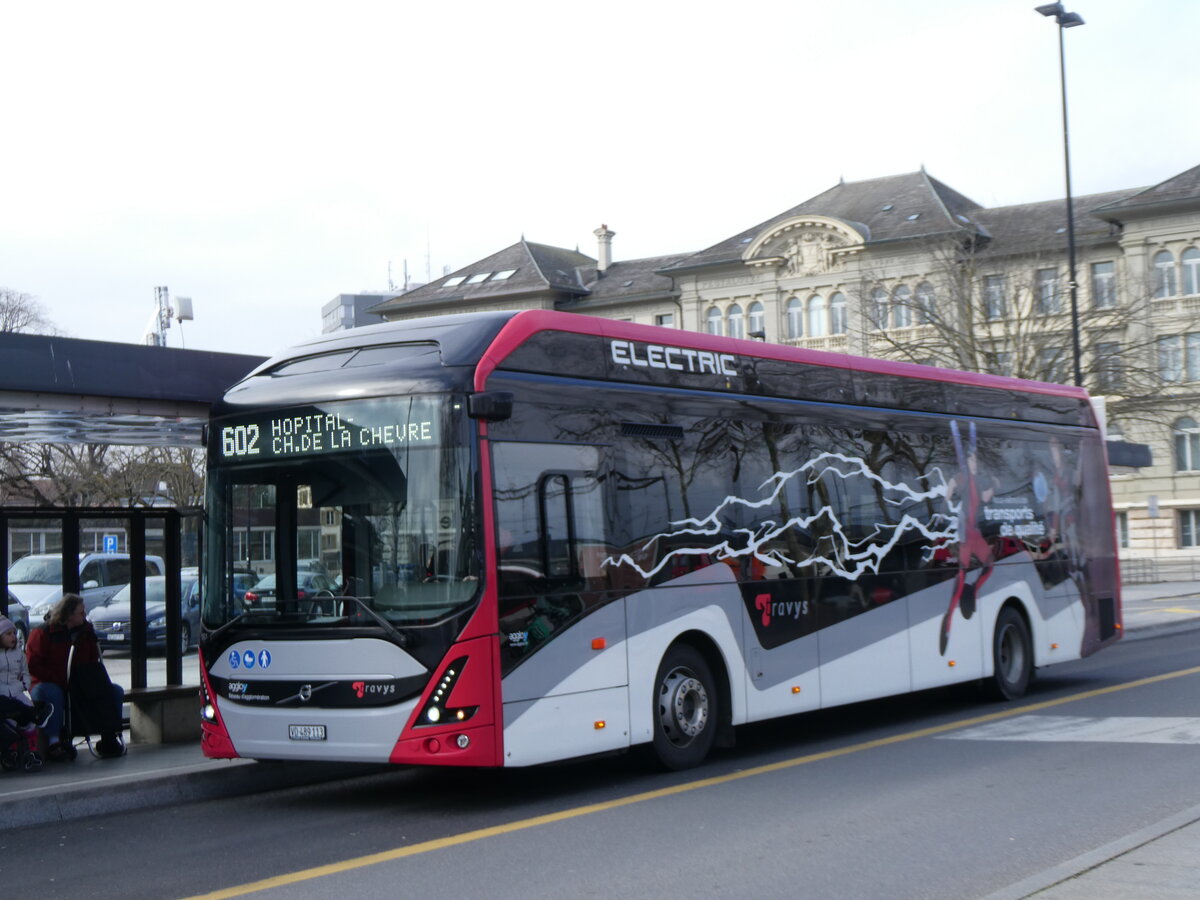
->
651, 643, 718, 770
986, 606, 1032, 701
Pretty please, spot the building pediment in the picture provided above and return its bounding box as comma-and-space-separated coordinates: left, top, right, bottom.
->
741, 215, 866, 275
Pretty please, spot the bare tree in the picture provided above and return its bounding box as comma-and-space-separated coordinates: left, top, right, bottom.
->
852, 236, 1195, 430
0, 288, 58, 335
0, 443, 204, 509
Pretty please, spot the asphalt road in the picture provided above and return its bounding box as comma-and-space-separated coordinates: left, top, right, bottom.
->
4, 628, 1200, 900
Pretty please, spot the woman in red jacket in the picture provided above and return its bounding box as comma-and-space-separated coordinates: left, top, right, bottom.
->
26, 593, 125, 760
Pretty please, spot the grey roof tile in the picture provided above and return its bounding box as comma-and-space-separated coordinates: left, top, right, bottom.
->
661, 171, 984, 272
369, 240, 593, 316
1092, 164, 1200, 216
973, 188, 1142, 257
577, 253, 692, 304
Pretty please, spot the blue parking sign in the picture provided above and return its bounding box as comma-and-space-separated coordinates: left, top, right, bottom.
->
103, 535, 118, 553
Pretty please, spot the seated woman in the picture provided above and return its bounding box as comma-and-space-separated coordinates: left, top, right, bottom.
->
26, 593, 125, 760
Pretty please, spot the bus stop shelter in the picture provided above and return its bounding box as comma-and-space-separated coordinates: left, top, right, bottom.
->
0, 331, 264, 712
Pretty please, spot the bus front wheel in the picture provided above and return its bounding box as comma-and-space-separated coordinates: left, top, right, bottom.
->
987, 606, 1032, 701
651, 644, 718, 770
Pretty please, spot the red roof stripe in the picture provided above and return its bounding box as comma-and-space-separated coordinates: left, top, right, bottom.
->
475, 310, 1091, 405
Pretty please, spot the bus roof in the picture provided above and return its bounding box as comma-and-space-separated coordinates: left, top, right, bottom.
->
230, 309, 1095, 428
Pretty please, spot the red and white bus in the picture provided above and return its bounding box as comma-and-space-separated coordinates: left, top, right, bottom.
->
199, 310, 1121, 769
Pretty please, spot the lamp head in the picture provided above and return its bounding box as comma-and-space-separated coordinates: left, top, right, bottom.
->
1035, 3, 1085, 27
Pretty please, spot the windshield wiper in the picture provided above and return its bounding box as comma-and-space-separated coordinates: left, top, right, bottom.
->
206, 611, 248, 645
340, 596, 407, 647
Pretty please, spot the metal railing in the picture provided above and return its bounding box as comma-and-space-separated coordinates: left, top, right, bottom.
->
1121, 557, 1200, 585
0, 507, 201, 688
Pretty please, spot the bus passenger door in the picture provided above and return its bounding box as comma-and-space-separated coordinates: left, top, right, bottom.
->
492, 442, 628, 765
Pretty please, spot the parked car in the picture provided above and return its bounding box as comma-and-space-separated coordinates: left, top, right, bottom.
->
232, 572, 257, 602
243, 571, 338, 611
90, 573, 201, 655
4, 589, 29, 647
182, 566, 256, 603
10, 552, 166, 624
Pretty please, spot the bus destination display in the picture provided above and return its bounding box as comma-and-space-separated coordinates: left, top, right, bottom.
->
217, 402, 440, 461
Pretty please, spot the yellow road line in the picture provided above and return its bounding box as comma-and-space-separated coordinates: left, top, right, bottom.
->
183, 664, 1200, 900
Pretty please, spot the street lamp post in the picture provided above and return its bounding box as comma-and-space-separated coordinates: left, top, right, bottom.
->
1036, 2, 1085, 387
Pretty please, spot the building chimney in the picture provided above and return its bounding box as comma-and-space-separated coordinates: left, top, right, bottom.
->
594, 224, 616, 273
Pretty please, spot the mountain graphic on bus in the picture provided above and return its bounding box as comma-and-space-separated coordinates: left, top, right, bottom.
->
601, 450, 959, 582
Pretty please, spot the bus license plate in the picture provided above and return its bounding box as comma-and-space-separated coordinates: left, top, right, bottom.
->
288, 724, 326, 741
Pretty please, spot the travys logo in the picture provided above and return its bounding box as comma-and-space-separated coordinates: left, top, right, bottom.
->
755, 593, 809, 627
351, 681, 397, 699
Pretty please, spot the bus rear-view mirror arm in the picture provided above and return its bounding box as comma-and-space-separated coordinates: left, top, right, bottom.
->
468, 391, 513, 422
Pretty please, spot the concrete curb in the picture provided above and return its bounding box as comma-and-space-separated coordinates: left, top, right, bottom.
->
1119, 616, 1200, 642
0, 759, 388, 830
979, 802, 1200, 899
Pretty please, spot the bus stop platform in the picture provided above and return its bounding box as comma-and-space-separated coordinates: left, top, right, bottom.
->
1, 583, 1199, 899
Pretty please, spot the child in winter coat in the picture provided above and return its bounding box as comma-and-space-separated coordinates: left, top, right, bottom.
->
0, 615, 50, 772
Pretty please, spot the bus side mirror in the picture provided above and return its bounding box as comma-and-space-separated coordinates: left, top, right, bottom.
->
468, 392, 513, 422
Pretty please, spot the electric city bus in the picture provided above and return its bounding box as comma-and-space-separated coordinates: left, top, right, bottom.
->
200, 310, 1121, 770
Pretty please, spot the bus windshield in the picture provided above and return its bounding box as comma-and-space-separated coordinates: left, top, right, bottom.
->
203, 395, 480, 633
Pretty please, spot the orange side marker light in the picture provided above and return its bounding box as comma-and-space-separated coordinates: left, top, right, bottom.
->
591, 638, 607, 650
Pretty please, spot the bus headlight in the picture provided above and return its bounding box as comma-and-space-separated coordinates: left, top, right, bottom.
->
416, 656, 478, 727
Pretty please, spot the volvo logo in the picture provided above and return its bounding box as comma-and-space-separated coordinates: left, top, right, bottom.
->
299, 684, 312, 702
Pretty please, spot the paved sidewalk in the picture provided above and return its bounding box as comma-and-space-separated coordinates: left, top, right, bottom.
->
2, 583, 1199, 899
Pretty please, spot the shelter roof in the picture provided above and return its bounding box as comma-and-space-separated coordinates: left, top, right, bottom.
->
0, 333, 263, 445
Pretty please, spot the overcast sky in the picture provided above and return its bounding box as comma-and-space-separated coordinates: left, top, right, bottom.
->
2, 0, 1197, 358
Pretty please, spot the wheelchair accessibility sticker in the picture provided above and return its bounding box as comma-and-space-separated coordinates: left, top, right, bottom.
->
229, 650, 240, 669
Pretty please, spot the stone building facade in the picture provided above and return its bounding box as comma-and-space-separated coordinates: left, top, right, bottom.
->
370, 165, 1200, 566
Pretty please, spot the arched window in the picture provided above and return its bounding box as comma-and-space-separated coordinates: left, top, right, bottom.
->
1183, 247, 1200, 296
806, 294, 827, 337
915, 282, 936, 324
892, 285, 913, 329
829, 293, 847, 334
786, 297, 803, 339
1155, 250, 1177, 299
748, 301, 764, 337
872, 287, 889, 330
1175, 417, 1200, 471
706, 306, 723, 336
728, 304, 744, 340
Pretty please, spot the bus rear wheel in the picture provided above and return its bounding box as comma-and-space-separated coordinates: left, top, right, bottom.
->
987, 606, 1032, 701
651, 644, 718, 770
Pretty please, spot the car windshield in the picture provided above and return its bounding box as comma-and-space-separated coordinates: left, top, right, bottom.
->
109, 578, 169, 606
105, 576, 198, 607
203, 395, 480, 632
8, 557, 61, 585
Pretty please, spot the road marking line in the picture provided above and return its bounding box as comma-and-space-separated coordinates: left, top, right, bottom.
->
182, 663, 1200, 900
942, 714, 1200, 744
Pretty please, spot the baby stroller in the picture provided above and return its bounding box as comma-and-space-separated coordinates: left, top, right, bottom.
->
0, 701, 53, 772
